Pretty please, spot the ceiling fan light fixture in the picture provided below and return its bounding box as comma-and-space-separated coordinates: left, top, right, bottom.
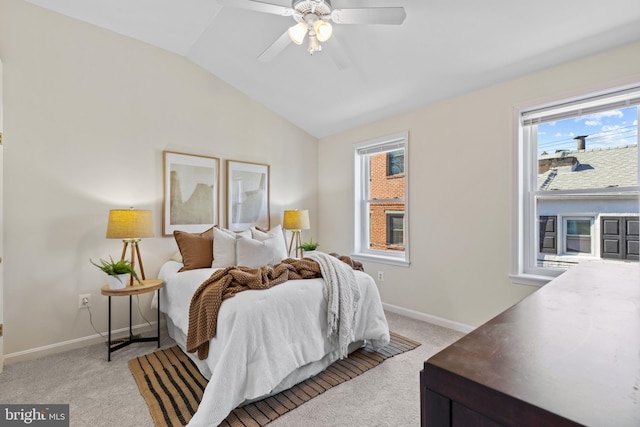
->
313, 19, 332, 42
227, 0, 406, 61
288, 22, 308, 45
307, 33, 321, 54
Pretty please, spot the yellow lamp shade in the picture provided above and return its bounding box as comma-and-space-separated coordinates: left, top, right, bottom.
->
106, 209, 154, 239
283, 209, 310, 231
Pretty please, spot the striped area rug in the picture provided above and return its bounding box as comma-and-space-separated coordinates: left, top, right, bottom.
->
129, 332, 420, 427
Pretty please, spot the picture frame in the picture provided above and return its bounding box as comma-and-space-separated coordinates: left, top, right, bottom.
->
162, 151, 220, 236
226, 160, 270, 231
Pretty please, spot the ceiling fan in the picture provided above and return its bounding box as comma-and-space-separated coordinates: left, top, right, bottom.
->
219, 0, 406, 62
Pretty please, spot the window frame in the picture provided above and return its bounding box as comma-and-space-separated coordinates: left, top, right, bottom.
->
353, 131, 410, 267
563, 216, 595, 256
512, 83, 640, 286
385, 211, 405, 247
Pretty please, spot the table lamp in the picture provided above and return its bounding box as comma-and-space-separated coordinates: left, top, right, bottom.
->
106, 208, 154, 286
283, 209, 310, 258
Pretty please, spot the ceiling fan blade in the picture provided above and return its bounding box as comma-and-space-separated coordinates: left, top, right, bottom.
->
331, 7, 406, 25
258, 30, 292, 62
218, 0, 294, 16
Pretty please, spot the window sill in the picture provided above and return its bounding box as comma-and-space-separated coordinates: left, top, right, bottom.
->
511, 259, 638, 287
509, 273, 553, 288
351, 253, 410, 267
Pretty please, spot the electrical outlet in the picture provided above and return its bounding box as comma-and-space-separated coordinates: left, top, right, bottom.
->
78, 294, 91, 309
377, 271, 384, 281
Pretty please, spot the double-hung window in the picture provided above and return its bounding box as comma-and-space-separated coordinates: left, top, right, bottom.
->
354, 132, 409, 266
514, 85, 640, 285
564, 217, 594, 255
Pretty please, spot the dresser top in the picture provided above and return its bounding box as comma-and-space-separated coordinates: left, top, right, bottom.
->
425, 261, 640, 426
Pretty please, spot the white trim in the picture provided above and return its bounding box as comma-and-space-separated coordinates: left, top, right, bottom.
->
509, 273, 551, 287
353, 131, 410, 265
521, 84, 640, 125
4, 320, 164, 364
511, 106, 525, 281
351, 253, 410, 267
382, 303, 475, 334
536, 193, 639, 201
353, 132, 408, 153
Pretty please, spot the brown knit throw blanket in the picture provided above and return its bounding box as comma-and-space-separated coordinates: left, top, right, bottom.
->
187, 256, 363, 360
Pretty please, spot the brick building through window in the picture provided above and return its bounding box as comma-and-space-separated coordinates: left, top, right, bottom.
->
369, 150, 405, 251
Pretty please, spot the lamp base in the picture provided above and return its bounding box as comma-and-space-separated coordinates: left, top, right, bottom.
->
120, 239, 146, 286
288, 230, 303, 258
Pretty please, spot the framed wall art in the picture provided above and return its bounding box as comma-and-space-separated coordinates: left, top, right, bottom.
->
163, 151, 220, 236
226, 160, 270, 231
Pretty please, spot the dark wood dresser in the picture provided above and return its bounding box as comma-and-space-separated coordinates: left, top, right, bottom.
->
420, 262, 640, 427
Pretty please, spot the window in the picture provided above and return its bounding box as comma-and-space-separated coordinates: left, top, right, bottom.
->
513, 85, 640, 285
354, 132, 409, 266
564, 217, 593, 255
386, 212, 404, 247
387, 150, 404, 176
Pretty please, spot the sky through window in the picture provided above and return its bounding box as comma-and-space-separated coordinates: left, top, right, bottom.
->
538, 106, 638, 154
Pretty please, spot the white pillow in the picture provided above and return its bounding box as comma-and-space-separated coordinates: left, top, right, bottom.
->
250, 224, 288, 261
170, 251, 183, 263
236, 235, 287, 268
212, 228, 251, 268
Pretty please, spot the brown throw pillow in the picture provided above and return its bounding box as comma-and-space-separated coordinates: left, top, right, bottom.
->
174, 228, 214, 272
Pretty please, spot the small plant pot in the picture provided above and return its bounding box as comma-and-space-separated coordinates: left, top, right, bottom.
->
107, 274, 129, 290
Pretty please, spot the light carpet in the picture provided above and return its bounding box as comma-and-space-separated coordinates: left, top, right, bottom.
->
0, 312, 465, 426
129, 332, 420, 426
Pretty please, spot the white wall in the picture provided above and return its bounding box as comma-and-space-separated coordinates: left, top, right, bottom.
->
0, 0, 318, 358
2, 0, 640, 359
318, 41, 640, 328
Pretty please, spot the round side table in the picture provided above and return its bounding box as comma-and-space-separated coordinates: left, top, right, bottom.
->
100, 278, 163, 361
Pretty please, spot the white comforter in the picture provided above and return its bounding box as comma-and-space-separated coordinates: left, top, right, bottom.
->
156, 260, 390, 427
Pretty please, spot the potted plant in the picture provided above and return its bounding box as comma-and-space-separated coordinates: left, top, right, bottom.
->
90, 256, 141, 289
299, 238, 319, 255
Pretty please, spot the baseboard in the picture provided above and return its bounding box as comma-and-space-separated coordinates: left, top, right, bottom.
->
382, 303, 475, 334
4, 320, 165, 364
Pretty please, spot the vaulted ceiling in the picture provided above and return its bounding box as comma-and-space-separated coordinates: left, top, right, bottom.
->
25, 0, 640, 138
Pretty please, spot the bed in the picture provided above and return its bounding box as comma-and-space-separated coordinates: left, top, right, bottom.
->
154, 226, 390, 426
